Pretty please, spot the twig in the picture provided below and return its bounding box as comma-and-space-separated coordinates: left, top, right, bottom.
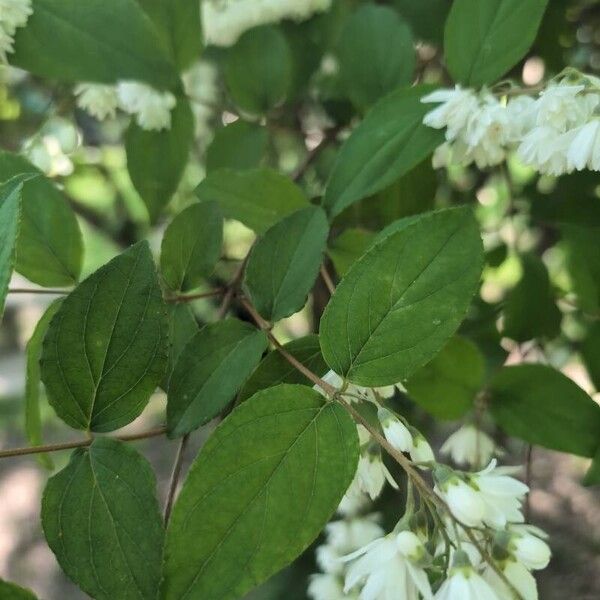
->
0, 426, 167, 459
165, 289, 225, 303
164, 434, 190, 523
291, 127, 340, 182
217, 255, 249, 319
319, 264, 336, 296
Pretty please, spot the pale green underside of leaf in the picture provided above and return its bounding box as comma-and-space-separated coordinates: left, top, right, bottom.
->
42, 438, 164, 600
320, 207, 484, 387
41, 241, 168, 432
322, 85, 444, 219
162, 384, 359, 600
444, 0, 549, 86
195, 168, 308, 234
167, 318, 268, 437
490, 364, 600, 458
0, 177, 22, 319
13, 0, 178, 88
245, 206, 329, 322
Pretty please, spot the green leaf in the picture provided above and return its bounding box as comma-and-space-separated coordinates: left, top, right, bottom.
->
583, 446, 600, 486
164, 303, 198, 388
26, 298, 63, 470
0, 152, 82, 286
160, 201, 223, 292
394, 0, 451, 44
224, 25, 293, 114
125, 98, 194, 222
323, 85, 444, 218
581, 322, 600, 391
13, 0, 178, 88
0, 580, 37, 600
167, 318, 268, 437
337, 4, 415, 111
40, 241, 168, 432
503, 253, 561, 342
489, 364, 600, 457
405, 336, 486, 420
320, 207, 483, 386
239, 335, 328, 402
0, 177, 22, 319
195, 168, 308, 234
42, 438, 164, 600
328, 228, 376, 277
245, 206, 329, 322
206, 121, 269, 173
444, 0, 549, 87
162, 384, 359, 600
137, 0, 202, 70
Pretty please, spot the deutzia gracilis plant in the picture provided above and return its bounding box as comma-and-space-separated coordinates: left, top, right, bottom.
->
0, 1, 599, 599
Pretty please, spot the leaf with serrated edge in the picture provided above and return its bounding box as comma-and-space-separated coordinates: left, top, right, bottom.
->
162, 384, 359, 600
40, 241, 168, 432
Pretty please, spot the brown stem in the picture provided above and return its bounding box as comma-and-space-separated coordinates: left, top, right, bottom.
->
0, 426, 167, 459
319, 264, 336, 296
164, 434, 190, 523
217, 254, 249, 319
291, 127, 340, 182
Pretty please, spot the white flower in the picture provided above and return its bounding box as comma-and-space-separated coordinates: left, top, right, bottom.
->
510, 531, 551, 570
440, 424, 500, 469
435, 563, 499, 600
308, 573, 355, 600
505, 96, 537, 139
533, 82, 597, 132
117, 81, 176, 131
435, 475, 485, 528
0, 0, 32, 62
567, 118, 600, 171
24, 135, 73, 177
314, 370, 398, 403
517, 125, 575, 175
470, 460, 529, 529
337, 478, 371, 517
410, 432, 435, 466
422, 86, 480, 141
74, 83, 119, 120
378, 407, 413, 453
483, 561, 538, 600
202, 0, 332, 47
355, 448, 398, 500
326, 515, 385, 554
344, 531, 433, 600
316, 544, 345, 575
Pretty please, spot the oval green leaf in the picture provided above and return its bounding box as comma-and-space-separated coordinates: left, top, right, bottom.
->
42, 438, 164, 600
167, 318, 268, 437
320, 207, 484, 386
0, 580, 37, 600
245, 206, 329, 322
162, 384, 359, 600
0, 176, 23, 318
41, 241, 168, 432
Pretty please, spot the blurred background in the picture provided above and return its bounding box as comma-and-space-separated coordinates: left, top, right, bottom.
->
1, 0, 600, 598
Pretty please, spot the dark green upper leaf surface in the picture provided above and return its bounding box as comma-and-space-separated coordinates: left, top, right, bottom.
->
490, 364, 600, 457
164, 303, 198, 389
0, 152, 82, 286
322, 85, 444, 219
41, 242, 168, 432
245, 206, 329, 322
0, 580, 37, 600
405, 336, 485, 420
126, 98, 194, 223
239, 335, 328, 402
42, 438, 164, 600
444, 0, 549, 86
224, 25, 293, 114
195, 168, 308, 234
162, 384, 359, 600
206, 121, 269, 173
160, 201, 223, 292
337, 4, 415, 111
320, 207, 483, 386
0, 177, 22, 319
13, 0, 178, 88
582, 321, 600, 392
167, 319, 268, 437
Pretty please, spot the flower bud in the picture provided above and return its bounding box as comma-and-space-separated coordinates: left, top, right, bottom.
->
377, 407, 413, 453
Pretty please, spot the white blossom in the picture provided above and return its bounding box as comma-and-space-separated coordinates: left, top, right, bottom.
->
410, 432, 435, 466
422, 86, 480, 141
343, 531, 433, 600
517, 125, 574, 175
532, 82, 596, 132
567, 118, 600, 171
355, 447, 398, 500
0, 0, 32, 62
325, 515, 385, 554
434, 563, 499, 600
510, 531, 551, 570
483, 561, 538, 600
314, 369, 399, 403
435, 475, 485, 528
117, 81, 176, 131
74, 83, 119, 121
308, 573, 355, 600
378, 407, 413, 453
440, 424, 501, 469
202, 0, 332, 47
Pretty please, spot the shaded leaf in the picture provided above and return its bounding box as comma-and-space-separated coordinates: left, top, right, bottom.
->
0, 580, 37, 600
164, 303, 198, 388
0, 177, 22, 319
328, 228, 376, 277
581, 321, 600, 391
206, 121, 269, 173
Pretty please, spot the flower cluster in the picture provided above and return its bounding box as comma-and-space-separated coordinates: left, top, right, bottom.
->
202, 0, 332, 47
310, 373, 551, 599
0, 0, 32, 63
422, 74, 600, 175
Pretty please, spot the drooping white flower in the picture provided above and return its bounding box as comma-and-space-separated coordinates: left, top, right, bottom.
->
0, 0, 32, 62
378, 407, 413, 453
117, 81, 176, 131
74, 83, 119, 121
308, 573, 355, 600
314, 369, 399, 403
533, 82, 597, 132
24, 135, 73, 177
435, 473, 485, 528
567, 118, 600, 171
326, 515, 385, 554
410, 432, 435, 466
483, 561, 538, 600
337, 478, 371, 517
470, 460, 529, 529
510, 531, 551, 570
202, 0, 332, 47
435, 561, 500, 600
422, 86, 480, 141
504, 95, 537, 139
355, 447, 398, 500
316, 544, 345, 575
440, 424, 501, 469
344, 531, 433, 600
517, 125, 575, 175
